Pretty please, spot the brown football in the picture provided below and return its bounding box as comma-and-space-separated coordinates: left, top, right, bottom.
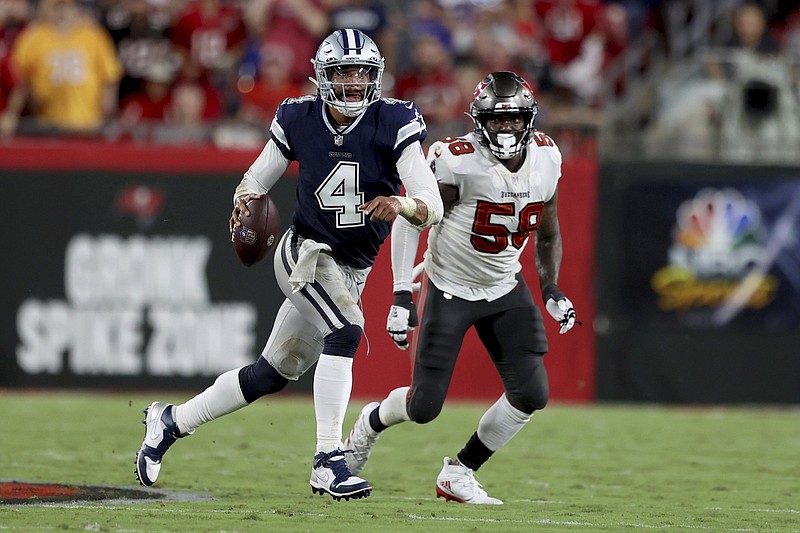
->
232, 195, 281, 267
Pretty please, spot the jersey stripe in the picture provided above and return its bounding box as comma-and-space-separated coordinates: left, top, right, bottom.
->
394, 120, 424, 150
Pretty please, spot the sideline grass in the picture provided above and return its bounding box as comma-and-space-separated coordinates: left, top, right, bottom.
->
1, 391, 798, 532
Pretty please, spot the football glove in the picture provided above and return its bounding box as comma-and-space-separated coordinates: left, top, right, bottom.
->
542, 284, 578, 334
386, 290, 419, 350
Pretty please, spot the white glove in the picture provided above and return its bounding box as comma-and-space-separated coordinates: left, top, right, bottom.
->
542, 284, 578, 334
386, 291, 418, 350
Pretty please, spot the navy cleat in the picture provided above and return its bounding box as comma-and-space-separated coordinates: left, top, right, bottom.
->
134, 402, 191, 487
309, 449, 372, 501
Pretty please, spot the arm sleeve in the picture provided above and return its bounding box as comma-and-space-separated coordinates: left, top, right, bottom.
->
391, 216, 423, 293
396, 141, 443, 228
233, 138, 290, 203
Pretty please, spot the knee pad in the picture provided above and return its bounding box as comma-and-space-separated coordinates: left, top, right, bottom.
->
507, 382, 549, 414
238, 356, 289, 403
406, 385, 446, 424
322, 324, 362, 357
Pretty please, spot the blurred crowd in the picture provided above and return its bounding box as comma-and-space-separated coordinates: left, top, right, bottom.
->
0, 0, 798, 154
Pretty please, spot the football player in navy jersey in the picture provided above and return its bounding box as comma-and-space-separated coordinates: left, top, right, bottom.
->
135, 29, 443, 501
343, 72, 578, 504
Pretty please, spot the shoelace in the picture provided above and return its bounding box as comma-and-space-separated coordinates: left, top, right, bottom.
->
459, 468, 490, 496
316, 450, 356, 481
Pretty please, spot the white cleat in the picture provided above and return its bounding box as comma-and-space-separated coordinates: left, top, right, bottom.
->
134, 401, 192, 487
435, 457, 503, 505
310, 449, 371, 501
343, 401, 381, 475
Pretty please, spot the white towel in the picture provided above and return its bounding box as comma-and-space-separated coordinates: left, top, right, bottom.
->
287, 238, 332, 293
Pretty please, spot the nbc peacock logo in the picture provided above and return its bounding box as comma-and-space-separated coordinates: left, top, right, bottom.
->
651, 188, 779, 314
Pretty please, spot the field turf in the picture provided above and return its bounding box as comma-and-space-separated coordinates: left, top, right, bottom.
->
1, 391, 798, 532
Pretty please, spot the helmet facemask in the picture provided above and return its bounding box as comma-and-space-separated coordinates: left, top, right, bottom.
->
470, 71, 538, 159
476, 110, 536, 159
312, 29, 384, 118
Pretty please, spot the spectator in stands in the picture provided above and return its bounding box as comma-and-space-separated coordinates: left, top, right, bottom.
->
244, 0, 330, 85
101, 0, 177, 104
151, 80, 213, 144
533, 0, 604, 104
645, 1, 797, 161
0, 0, 31, 114
392, 0, 453, 76
465, 2, 539, 84
113, 59, 177, 141
394, 31, 461, 143
236, 45, 302, 128
707, 1, 779, 81
0, 0, 122, 137
168, 0, 248, 120
326, 0, 395, 73
712, 3, 799, 161
326, 0, 389, 43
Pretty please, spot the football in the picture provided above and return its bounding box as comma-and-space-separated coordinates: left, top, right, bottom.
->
232, 195, 281, 267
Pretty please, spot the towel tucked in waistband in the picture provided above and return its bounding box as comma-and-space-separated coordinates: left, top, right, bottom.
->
287, 238, 332, 293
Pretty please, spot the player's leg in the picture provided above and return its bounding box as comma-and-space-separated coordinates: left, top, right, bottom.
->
134, 230, 325, 487
438, 276, 548, 504
275, 229, 371, 500
345, 280, 472, 475
134, 297, 310, 487
463, 280, 548, 469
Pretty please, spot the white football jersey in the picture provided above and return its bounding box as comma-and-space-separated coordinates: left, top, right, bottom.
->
424, 131, 562, 301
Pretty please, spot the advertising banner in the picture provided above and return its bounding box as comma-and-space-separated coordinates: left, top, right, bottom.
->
597, 163, 800, 403
623, 181, 800, 330
0, 170, 295, 391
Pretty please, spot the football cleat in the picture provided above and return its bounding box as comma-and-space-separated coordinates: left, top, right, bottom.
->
343, 401, 381, 475
134, 401, 191, 487
310, 449, 372, 501
435, 457, 503, 505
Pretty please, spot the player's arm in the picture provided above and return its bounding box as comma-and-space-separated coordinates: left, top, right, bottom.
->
230, 138, 290, 235
536, 189, 578, 334
360, 142, 443, 228
535, 188, 562, 289
386, 216, 422, 349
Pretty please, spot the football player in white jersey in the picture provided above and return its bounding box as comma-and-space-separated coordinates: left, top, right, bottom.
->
343, 71, 578, 504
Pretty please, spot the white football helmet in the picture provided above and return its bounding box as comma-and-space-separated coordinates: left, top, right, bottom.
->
311, 29, 384, 117
470, 71, 538, 159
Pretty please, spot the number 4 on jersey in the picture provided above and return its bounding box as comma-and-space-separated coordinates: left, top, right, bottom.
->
315, 161, 365, 227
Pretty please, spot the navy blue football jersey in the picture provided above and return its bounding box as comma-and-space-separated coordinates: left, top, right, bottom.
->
270, 95, 427, 268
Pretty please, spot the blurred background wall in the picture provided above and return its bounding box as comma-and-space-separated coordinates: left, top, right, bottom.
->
1, 0, 798, 403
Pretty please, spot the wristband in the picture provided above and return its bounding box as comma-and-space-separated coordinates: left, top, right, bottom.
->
541, 283, 565, 303
391, 196, 417, 218
393, 290, 414, 306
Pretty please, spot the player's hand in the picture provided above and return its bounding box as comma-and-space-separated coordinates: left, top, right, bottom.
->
229, 193, 262, 241
360, 196, 401, 222
386, 290, 419, 350
542, 284, 578, 334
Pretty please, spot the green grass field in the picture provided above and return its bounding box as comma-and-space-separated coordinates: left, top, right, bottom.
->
1, 391, 798, 532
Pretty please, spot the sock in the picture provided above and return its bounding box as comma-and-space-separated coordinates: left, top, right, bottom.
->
458, 394, 532, 471
314, 353, 353, 453
174, 367, 247, 435
376, 386, 411, 428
